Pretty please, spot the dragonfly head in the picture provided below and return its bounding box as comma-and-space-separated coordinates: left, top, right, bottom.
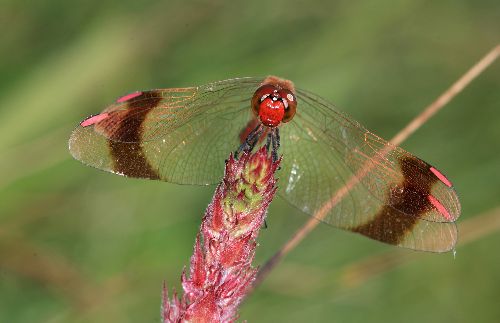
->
251, 76, 297, 127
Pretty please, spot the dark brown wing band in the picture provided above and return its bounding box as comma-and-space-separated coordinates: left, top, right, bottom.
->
106, 92, 162, 179
351, 156, 438, 245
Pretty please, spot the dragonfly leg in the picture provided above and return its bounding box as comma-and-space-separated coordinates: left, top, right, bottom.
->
275, 127, 281, 149
270, 128, 281, 162
265, 131, 273, 153
235, 123, 263, 159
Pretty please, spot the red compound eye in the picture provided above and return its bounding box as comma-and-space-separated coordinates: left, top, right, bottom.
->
279, 89, 297, 123
251, 84, 277, 117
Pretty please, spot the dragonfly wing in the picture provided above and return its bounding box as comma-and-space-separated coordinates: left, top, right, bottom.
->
277, 89, 460, 252
69, 77, 263, 184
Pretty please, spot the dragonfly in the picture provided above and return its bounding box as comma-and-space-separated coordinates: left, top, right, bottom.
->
69, 76, 461, 252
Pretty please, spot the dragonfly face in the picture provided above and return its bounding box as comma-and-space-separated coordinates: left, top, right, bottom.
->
251, 76, 297, 127
69, 76, 461, 252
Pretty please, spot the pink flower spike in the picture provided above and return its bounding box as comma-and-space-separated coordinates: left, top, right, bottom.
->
162, 147, 280, 323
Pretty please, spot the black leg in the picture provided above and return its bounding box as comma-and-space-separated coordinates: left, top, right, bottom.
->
235, 124, 263, 159
271, 128, 280, 162
265, 131, 272, 153
275, 128, 281, 150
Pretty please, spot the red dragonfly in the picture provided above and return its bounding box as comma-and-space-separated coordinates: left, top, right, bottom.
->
69, 76, 461, 252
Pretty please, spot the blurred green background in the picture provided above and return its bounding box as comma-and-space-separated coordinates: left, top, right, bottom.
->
1, 0, 499, 322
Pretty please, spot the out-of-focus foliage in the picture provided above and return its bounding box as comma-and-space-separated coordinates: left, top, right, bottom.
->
0, 0, 499, 322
